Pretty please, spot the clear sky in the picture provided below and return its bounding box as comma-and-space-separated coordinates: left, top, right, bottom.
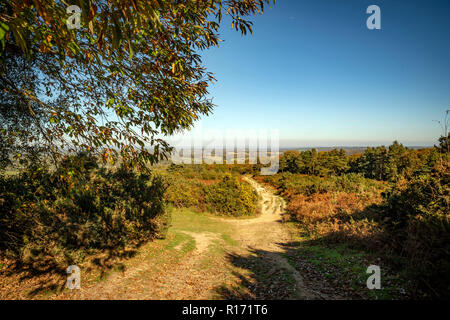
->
195, 0, 450, 147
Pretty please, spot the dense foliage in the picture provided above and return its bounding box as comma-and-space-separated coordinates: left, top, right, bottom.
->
205, 175, 258, 217
263, 172, 385, 196
164, 164, 259, 217
384, 160, 449, 297
0, 153, 169, 268
279, 141, 440, 181
280, 148, 349, 176
0, 0, 273, 275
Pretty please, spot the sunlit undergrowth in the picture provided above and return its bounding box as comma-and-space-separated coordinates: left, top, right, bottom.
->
257, 159, 449, 299
162, 164, 259, 217
256, 173, 388, 248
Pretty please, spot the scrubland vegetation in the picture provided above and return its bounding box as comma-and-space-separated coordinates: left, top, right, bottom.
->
0, 137, 448, 299
0, 158, 259, 276
257, 139, 449, 299
163, 164, 259, 217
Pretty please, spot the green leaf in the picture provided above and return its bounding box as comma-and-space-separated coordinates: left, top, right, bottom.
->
0, 21, 9, 50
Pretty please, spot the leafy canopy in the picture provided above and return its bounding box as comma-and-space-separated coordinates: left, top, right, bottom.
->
0, 0, 274, 168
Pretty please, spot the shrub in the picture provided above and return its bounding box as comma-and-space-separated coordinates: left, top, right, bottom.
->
164, 165, 259, 217
164, 173, 206, 210
204, 175, 259, 217
0, 153, 170, 268
384, 160, 450, 298
285, 191, 384, 247
261, 172, 386, 197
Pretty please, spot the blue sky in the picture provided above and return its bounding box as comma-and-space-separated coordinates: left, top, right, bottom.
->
195, 0, 450, 147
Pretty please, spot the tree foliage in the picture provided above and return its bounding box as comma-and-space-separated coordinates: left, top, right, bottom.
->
280, 148, 349, 177
0, 44, 48, 168
279, 140, 445, 182
0, 0, 274, 168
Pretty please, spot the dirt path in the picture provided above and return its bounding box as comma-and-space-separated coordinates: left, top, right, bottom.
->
221, 177, 320, 299
3, 177, 323, 300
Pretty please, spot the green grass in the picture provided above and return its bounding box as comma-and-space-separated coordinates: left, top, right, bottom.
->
170, 208, 237, 235
82, 207, 238, 287
221, 234, 238, 246
284, 222, 407, 299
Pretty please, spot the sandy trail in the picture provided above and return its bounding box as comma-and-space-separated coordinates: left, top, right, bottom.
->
222, 177, 319, 299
